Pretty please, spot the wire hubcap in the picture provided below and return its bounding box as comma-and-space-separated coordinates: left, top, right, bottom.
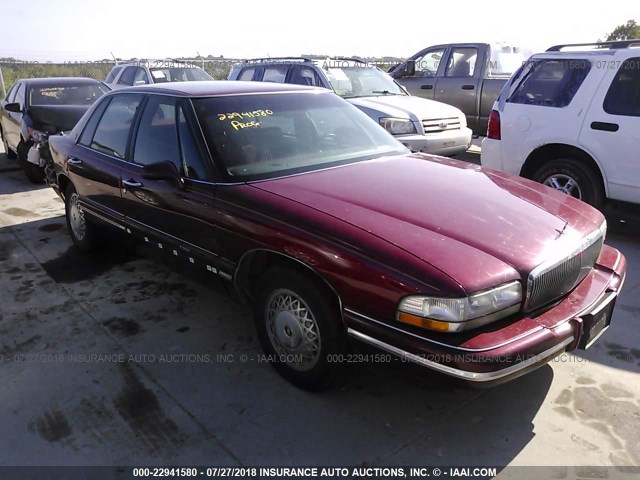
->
69, 193, 86, 241
266, 289, 321, 371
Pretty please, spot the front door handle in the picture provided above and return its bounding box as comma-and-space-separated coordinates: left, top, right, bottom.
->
461, 84, 475, 90
122, 179, 143, 187
591, 121, 619, 132
67, 157, 82, 165
421, 84, 434, 90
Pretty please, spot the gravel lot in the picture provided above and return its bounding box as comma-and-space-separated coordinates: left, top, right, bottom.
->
0, 142, 639, 470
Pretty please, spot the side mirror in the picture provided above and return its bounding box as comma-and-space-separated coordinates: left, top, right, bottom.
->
4, 102, 21, 113
404, 60, 416, 77
134, 80, 147, 86
141, 161, 183, 186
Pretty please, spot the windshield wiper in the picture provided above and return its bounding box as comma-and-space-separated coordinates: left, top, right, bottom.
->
371, 90, 402, 95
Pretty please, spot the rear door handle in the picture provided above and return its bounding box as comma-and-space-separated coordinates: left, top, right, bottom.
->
590, 121, 619, 132
122, 179, 143, 187
67, 157, 82, 165
461, 85, 475, 90
421, 85, 434, 90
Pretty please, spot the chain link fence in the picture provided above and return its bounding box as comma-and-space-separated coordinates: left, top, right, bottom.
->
0, 58, 244, 97
0, 56, 404, 97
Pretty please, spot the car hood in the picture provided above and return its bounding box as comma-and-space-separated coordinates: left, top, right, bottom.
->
347, 95, 464, 122
252, 154, 604, 292
27, 105, 91, 133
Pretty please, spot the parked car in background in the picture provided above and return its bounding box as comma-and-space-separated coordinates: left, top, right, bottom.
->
481, 40, 640, 208
105, 59, 213, 89
46, 81, 625, 390
390, 43, 531, 134
228, 58, 472, 156
0, 77, 109, 182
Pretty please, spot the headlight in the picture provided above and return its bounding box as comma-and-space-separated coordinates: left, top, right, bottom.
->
397, 281, 522, 332
28, 128, 48, 143
379, 117, 417, 135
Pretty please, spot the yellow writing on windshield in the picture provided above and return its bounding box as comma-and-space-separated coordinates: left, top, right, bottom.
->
218, 110, 273, 121
231, 120, 261, 130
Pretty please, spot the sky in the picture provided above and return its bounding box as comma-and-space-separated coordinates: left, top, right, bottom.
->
0, 0, 638, 61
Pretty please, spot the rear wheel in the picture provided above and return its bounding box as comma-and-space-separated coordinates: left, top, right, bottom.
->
1, 128, 17, 159
533, 158, 605, 209
65, 184, 99, 252
253, 268, 347, 391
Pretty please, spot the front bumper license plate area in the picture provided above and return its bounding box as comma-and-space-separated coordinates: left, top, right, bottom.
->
578, 292, 616, 350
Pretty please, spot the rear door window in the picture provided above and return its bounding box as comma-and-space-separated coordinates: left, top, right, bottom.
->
603, 57, 640, 117
288, 66, 321, 86
507, 59, 591, 107
89, 94, 143, 158
445, 47, 477, 77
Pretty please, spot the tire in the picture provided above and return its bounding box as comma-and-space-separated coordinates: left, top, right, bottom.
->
65, 184, 98, 252
253, 267, 347, 391
1, 128, 17, 159
533, 158, 605, 209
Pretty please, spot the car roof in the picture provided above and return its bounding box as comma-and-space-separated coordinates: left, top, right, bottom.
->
18, 77, 104, 86
112, 60, 204, 68
534, 50, 626, 58
107, 80, 327, 97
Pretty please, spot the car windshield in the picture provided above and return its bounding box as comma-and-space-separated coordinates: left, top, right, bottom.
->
193, 91, 407, 181
322, 64, 406, 98
29, 84, 109, 106
149, 67, 212, 83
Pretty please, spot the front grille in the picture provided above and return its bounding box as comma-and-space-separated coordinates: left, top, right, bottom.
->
525, 229, 604, 312
422, 117, 461, 133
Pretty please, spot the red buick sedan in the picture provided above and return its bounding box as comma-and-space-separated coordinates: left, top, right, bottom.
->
46, 81, 626, 390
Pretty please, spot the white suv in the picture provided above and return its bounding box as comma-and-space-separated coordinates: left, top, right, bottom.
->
481, 40, 640, 208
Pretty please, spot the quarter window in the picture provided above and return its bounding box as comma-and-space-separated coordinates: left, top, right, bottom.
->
118, 67, 137, 86
133, 68, 150, 85
105, 66, 122, 83
79, 98, 111, 146
90, 94, 143, 158
507, 59, 591, 108
603, 57, 640, 117
177, 105, 209, 180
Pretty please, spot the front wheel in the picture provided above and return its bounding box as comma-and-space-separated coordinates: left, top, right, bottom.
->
533, 158, 605, 209
65, 184, 99, 252
254, 268, 347, 391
